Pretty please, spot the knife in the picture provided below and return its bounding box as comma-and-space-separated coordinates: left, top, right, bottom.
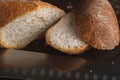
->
0, 49, 120, 80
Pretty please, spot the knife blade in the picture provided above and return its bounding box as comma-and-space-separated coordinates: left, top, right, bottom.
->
0, 49, 120, 80
0, 49, 47, 68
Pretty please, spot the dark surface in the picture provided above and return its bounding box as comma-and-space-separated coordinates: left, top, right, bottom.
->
0, 49, 120, 80
0, 77, 22, 80
0, 0, 120, 80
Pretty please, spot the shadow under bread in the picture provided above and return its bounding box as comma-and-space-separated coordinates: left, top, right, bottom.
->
46, 54, 87, 72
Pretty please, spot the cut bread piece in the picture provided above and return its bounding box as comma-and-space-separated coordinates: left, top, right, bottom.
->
46, 12, 89, 54
0, 1, 65, 49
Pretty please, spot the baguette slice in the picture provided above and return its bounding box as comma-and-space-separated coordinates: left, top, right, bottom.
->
46, 12, 89, 54
0, 1, 65, 49
74, 0, 120, 50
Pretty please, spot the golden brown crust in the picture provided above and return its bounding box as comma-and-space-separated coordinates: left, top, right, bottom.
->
0, 0, 41, 2
46, 18, 89, 54
74, 0, 120, 50
0, 1, 64, 49
0, 1, 55, 27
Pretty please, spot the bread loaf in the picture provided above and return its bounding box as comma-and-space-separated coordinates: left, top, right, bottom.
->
74, 0, 120, 50
0, 1, 65, 49
46, 12, 89, 54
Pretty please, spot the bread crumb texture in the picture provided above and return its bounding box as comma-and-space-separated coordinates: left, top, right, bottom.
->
0, 1, 65, 49
46, 12, 88, 54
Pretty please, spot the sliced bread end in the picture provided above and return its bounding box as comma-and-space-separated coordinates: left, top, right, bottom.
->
46, 12, 89, 54
0, 1, 65, 49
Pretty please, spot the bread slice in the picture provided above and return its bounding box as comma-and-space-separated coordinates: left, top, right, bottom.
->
74, 0, 120, 50
46, 12, 89, 54
0, 1, 65, 49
